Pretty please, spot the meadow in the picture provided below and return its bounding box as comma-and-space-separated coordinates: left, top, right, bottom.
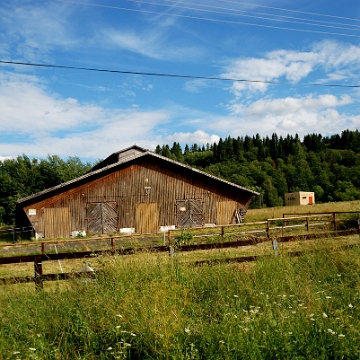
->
0, 201, 359, 359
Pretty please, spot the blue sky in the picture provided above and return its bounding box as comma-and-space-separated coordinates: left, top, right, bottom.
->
1, 0, 360, 162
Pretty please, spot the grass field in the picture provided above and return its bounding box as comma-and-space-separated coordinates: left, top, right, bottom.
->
246, 200, 360, 222
0, 240, 359, 359
0, 201, 359, 359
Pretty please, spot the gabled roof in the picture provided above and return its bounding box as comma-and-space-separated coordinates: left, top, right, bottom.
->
91, 145, 148, 171
18, 145, 259, 204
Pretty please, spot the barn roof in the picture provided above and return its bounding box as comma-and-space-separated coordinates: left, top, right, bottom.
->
17, 146, 259, 204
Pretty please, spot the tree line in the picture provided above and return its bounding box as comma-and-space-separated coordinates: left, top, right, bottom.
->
1, 129, 360, 224
0, 156, 92, 225
155, 129, 360, 209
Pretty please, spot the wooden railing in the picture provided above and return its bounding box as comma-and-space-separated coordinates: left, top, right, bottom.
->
1, 211, 359, 289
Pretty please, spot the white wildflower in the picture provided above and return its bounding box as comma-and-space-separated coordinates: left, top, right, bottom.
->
325, 296, 332, 299
115, 326, 121, 329
349, 304, 353, 308
185, 328, 191, 334
130, 333, 136, 337
327, 329, 336, 335
338, 334, 345, 338
107, 347, 113, 351
323, 312, 328, 318
116, 314, 123, 318
233, 295, 239, 298
309, 313, 314, 317
29, 348, 36, 351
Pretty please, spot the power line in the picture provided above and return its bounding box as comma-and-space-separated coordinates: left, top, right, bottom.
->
123, 0, 360, 32
1, 59, 359, 88
218, 0, 360, 23
55, 0, 360, 38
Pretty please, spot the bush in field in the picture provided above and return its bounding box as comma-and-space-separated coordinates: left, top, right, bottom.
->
0, 245, 359, 359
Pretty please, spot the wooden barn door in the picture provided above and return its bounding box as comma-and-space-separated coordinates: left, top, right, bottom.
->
216, 201, 238, 225
44, 207, 70, 239
176, 199, 204, 228
86, 202, 118, 234
135, 203, 159, 233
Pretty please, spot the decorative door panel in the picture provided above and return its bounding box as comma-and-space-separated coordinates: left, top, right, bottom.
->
176, 199, 204, 228
87, 202, 118, 234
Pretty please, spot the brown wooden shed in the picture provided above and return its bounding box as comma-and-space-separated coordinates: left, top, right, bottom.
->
16, 145, 259, 239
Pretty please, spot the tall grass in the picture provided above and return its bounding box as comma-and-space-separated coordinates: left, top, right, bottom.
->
0, 245, 359, 359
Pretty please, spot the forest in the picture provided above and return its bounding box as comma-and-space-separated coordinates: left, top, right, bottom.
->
1, 129, 360, 225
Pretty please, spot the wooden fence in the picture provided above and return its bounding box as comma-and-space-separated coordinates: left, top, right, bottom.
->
1, 212, 359, 289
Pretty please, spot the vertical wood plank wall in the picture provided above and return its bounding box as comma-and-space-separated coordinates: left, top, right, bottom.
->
22, 159, 253, 238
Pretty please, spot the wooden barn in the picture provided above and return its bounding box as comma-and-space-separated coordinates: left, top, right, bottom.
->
16, 145, 259, 239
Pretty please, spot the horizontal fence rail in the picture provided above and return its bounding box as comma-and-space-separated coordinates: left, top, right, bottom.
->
1, 228, 360, 290
1, 211, 360, 289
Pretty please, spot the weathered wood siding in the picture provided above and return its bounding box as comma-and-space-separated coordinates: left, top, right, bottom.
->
19, 158, 253, 238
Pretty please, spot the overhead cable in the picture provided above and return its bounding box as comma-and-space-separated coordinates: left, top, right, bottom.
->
123, 0, 360, 31
1, 59, 359, 88
54, 0, 360, 38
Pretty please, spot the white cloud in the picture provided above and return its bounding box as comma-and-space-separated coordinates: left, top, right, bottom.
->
0, 2, 75, 62
183, 79, 211, 93
0, 72, 170, 159
163, 130, 220, 146
211, 94, 355, 139
239, 94, 353, 117
223, 40, 360, 98
0, 73, 103, 133
102, 28, 203, 61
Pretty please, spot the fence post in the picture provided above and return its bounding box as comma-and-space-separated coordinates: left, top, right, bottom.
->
168, 230, 174, 257
111, 237, 115, 252
267, 220, 271, 238
34, 255, 43, 290
221, 226, 225, 237
333, 212, 336, 231
306, 217, 310, 232
12, 228, 16, 244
